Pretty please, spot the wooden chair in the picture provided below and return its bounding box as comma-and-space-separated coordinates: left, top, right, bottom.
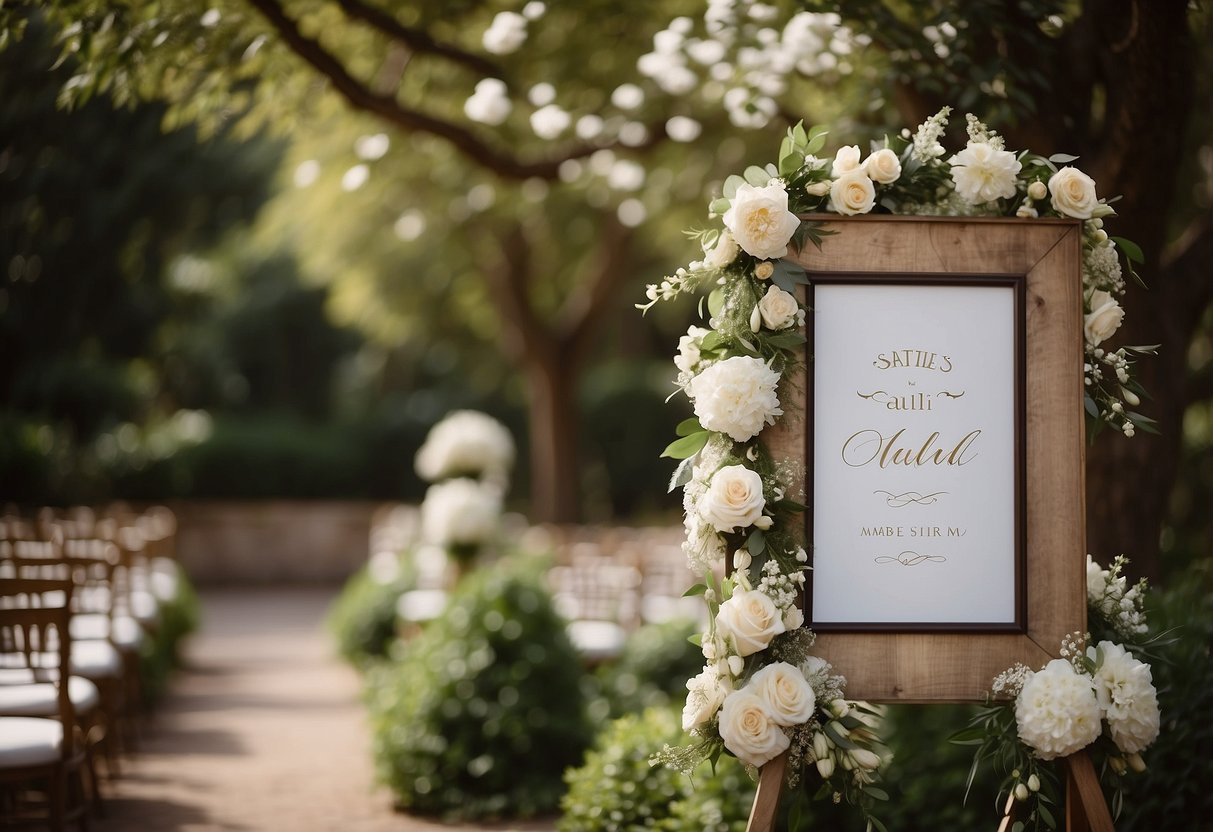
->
0, 578, 91, 830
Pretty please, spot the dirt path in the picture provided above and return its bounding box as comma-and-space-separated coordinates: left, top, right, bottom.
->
93, 588, 557, 832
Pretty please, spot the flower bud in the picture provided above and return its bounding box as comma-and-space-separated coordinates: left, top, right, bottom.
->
727, 655, 745, 676
1121, 387, 1140, 407
827, 699, 850, 719
1127, 753, 1146, 773
812, 732, 830, 759
1014, 783, 1030, 802
806, 180, 831, 197
826, 720, 849, 739
1091, 203, 1116, 218
1109, 756, 1128, 775
733, 550, 752, 571
753, 515, 773, 530
754, 261, 774, 280
850, 748, 881, 770
1091, 228, 1108, 243
702, 640, 717, 660
816, 756, 835, 778
1027, 180, 1047, 201
750, 305, 762, 333
1028, 774, 1040, 792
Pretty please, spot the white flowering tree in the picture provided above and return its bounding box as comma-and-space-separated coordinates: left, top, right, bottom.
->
6, 0, 1208, 555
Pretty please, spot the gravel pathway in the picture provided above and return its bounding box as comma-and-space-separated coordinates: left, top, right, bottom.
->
93, 587, 558, 832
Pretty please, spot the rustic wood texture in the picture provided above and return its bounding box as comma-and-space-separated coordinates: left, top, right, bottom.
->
1064, 750, 1116, 832
769, 215, 1087, 702
745, 750, 788, 832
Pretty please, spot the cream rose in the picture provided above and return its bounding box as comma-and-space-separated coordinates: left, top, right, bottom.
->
829, 170, 876, 216
704, 230, 740, 269
864, 147, 902, 185
749, 662, 816, 726
757, 285, 800, 330
722, 182, 802, 260
1048, 167, 1100, 219
716, 587, 786, 657
831, 145, 862, 178
699, 464, 766, 532
717, 689, 790, 768
1084, 290, 1124, 346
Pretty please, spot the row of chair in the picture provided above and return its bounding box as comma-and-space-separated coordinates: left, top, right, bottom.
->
0, 505, 185, 831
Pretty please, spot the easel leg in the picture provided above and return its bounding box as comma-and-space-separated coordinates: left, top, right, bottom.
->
746, 750, 789, 832
1064, 750, 1115, 832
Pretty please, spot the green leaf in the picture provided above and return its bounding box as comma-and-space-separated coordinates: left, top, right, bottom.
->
867, 816, 889, 832
864, 786, 889, 801
1012, 823, 1025, 832
792, 121, 807, 147
699, 330, 724, 351
744, 165, 770, 186
683, 583, 707, 598
766, 332, 807, 349
668, 455, 694, 492
707, 288, 726, 318
676, 416, 704, 437
1084, 394, 1099, 419
805, 125, 828, 156
779, 150, 805, 176
1048, 152, 1080, 163
660, 431, 710, 459
1111, 235, 1144, 264
709, 197, 731, 216
687, 632, 702, 646
823, 721, 858, 750
723, 174, 746, 199
1037, 802, 1056, 829
747, 528, 765, 556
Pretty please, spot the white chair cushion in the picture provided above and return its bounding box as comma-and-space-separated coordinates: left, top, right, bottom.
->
0, 717, 63, 768
130, 590, 160, 625
566, 620, 627, 663
70, 640, 122, 678
150, 560, 180, 602
0, 676, 99, 716
73, 614, 144, 650
69, 613, 110, 641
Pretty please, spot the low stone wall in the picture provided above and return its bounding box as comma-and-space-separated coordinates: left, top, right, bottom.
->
169, 500, 384, 585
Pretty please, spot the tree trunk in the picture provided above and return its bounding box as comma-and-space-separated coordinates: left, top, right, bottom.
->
526, 351, 581, 524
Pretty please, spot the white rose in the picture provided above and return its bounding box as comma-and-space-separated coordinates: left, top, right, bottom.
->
682, 664, 728, 731
749, 661, 816, 726
699, 464, 766, 532
831, 145, 862, 178
757, 285, 800, 330
1027, 180, 1048, 201
704, 230, 740, 269
1015, 659, 1102, 760
948, 141, 1021, 204
717, 689, 790, 768
1084, 290, 1124, 346
782, 607, 804, 630
829, 170, 876, 216
717, 587, 786, 657
1089, 641, 1160, 754
722, 182, 802, 260
1048, 167, 1100, 219
805, 180, 831, 197
688, 355, 783, 443
864, 148, 902, 184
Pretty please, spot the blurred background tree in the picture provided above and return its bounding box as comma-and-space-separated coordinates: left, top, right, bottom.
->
2, 1, 1210, 579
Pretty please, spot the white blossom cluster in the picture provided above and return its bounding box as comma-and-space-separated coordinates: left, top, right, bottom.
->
414, 409, 515, 487
1086, 554, 1149, 640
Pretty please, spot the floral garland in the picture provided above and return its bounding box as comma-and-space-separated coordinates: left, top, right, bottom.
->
958, 556, 1162, 829
643, 106, 1154, 828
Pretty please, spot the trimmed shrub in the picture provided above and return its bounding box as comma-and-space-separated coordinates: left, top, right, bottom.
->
594, 617, 704, 719
559, 704, 754, 831
140, 564, 201, 702
368, 560, 591, 820
328, 558, 412, 666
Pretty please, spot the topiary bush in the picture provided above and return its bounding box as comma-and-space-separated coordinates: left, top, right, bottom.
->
327, 557, 413, 667
559, 704, 755, 832
593, 617, 705, 719
368, 559, 592, 820
140, 564, 201, 702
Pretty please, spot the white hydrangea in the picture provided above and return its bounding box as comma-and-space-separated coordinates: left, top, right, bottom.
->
1086, 555, 1148, 639
420, 478, 502, 549
1083, 239, 1125, 294
1090, 641, 1161, 754
948, 141, 1022, 204
415, 410, 515, 484
688, 356, 783, 442
1015, 659, 1103, 760
675, 325, 712, 380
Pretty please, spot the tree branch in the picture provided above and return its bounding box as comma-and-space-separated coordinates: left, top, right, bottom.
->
333, 0, 507, 82
244, 0, 669, 180
561, 216, 637, 365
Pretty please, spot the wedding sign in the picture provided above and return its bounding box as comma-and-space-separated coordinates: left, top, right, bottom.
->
810, 278, 1023, 630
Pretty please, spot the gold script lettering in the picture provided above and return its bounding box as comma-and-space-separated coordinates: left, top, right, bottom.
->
841, 428, 981, 468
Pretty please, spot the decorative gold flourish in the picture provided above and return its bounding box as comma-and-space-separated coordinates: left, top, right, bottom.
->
874, 490, 947, 507
936, 390, 965, 399
874, 550, 948, 566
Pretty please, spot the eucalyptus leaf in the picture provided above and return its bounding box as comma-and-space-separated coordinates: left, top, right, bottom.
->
747, 528, 765, 555
709, 197, 731, 216
675, 416, 704, 437
1048, 152, 1080, 163
668, 454, 695, 492
707, 288, 726, 318
660, 430, 710, 459
744, 165, 770, 186
723, 174, 746, 199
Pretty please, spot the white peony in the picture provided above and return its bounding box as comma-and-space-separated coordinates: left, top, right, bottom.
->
1090, 641, 1160, 754
829, 170, 876, 216
716, 587, 786, 657
748, 662, 816, 726
683, 663, 730, 731
420, 478, 502, 549
1048, 167, 1100, 219
831, 145, 863, 178
415, 410, 515, 484
864, 148, 902, 185
757, 284, 801, 330
722, 182, 802, 260
688, 356, 783, 443
699, 464, 766, 532
704, 230, 741, 269
717, 688, 790, 768
675, 325, 711, 376
948, 141, 1021, 204
1084, 290, 1124, 346
1015, 659, 1102, 760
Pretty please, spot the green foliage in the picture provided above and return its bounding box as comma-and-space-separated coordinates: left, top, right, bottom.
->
593, 618, 704, 720
559, 705, 754, 832
368, 560, 591, 820
139, 565, 201, 702
327, 559, 412, 667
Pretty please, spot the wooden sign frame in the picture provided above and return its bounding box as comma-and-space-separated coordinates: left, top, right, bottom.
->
771, 215, 1087, 703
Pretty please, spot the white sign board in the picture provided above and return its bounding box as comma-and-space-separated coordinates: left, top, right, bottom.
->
810, 280, 1022, 630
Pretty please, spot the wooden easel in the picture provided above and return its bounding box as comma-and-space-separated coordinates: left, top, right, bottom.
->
745, 748, 1115, 831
